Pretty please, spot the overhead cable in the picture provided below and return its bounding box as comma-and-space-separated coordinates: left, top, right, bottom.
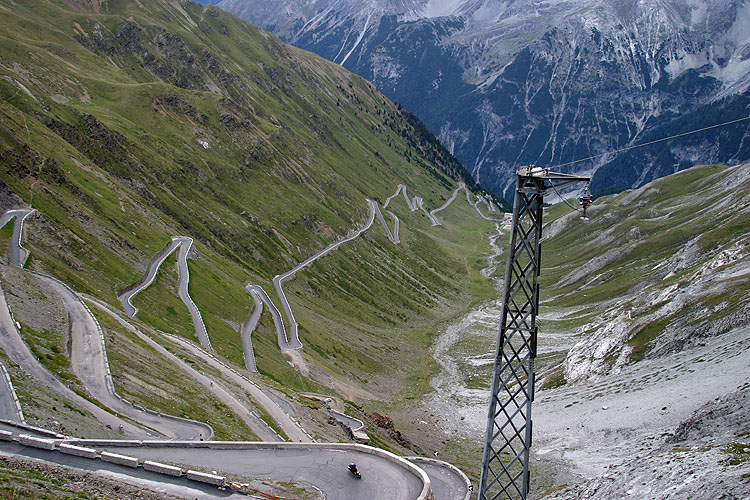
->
549, 115, 750, 170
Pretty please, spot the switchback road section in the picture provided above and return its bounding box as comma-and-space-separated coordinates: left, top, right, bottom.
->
0, 211, 211, 441
118, 237, 212, 350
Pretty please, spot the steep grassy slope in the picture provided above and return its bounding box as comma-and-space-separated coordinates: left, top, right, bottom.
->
0, 0, 497, 421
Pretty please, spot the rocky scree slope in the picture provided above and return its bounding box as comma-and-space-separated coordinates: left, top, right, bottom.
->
0, 0, 497, 425
220, 0, 750, 199
533, 163, 749, 498
417, 163, 748, 497
539, 163, 749, 385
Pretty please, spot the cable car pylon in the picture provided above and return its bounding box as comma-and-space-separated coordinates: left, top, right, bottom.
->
478, 166, 590, 500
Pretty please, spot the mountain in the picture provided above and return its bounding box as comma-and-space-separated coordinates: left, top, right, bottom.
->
0, 0, 499, 443
1, 2, 747, 495
219, 0, 750, 199
541, 163, 749, 385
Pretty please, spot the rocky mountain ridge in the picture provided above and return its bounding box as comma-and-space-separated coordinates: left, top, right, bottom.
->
220, 0, 750, 198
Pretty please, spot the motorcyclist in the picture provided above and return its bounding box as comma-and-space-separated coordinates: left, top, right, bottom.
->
348, 463, 358, 473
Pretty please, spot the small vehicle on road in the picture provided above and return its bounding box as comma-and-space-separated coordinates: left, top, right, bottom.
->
348, 463, 361, 479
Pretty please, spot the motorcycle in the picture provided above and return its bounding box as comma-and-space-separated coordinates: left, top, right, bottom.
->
348, 465, 362, 479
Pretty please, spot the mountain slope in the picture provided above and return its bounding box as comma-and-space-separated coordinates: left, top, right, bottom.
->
540, 163, 749, 383
533, 163, 750, 498
0, 0, 498, 434
416, 162, 749, 493
220, 0, 750, 198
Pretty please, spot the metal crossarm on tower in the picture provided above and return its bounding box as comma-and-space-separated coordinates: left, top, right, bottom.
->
478, 167, 589, 500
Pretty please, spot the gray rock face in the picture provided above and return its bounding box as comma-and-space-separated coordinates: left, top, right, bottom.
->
541, 382, 750, 500
220, 0, 750, 197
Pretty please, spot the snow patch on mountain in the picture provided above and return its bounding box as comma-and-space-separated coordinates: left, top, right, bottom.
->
419, 0, 464, 18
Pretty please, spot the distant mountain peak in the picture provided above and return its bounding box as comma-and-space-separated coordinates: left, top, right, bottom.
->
221, 0, 750, 198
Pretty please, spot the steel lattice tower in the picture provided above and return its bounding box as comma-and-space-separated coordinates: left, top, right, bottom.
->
478, 168, 589, 500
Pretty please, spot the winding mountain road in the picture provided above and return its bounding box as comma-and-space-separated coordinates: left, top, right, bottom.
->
39, 271, 210, 441
153, 328, 313, 443
0, 281, 151, 437
0, 211, 211, 440
372, 202, 400, 244
244, 283, 292, 351
87, 298, 278, 442
62, 440, 429, 500
0, 179, 487, 496
111, 182, 491, 376
240, 287, 262, 371
260, 199, 396, 352
0, 208, 32, 267
430, 184, 465, 225
245, 184, 483, 359
1, 424, 472, 500
408, 457, 471, 500
0, 360, 23, 422
118, 237, 212, 350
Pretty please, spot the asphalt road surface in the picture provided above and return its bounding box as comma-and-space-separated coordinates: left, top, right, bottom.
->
87, 298, 276, 442
407, 458, 471, 500
0, 439, 247, 499
0, 212, 211, 439
2, 435, 473, 499
241, 185, 486, 366
40, 274, 210, 440
240, 287, 262, 371
384, 184, 417, 211
0, 360, 22, 422
175, 237, 212, 350
157, 331, 312, 443
118, 238, 182, 317
0, 208, 32, 267
0, 282, 149, 437
332, 409, 364, 432
0, 192, 481, 497
269, 199, 382, 351
118, 237, 212, 350
94, 444, 425, 500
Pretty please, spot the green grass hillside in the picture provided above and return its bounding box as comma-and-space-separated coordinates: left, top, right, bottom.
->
0, 0, 498, 415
